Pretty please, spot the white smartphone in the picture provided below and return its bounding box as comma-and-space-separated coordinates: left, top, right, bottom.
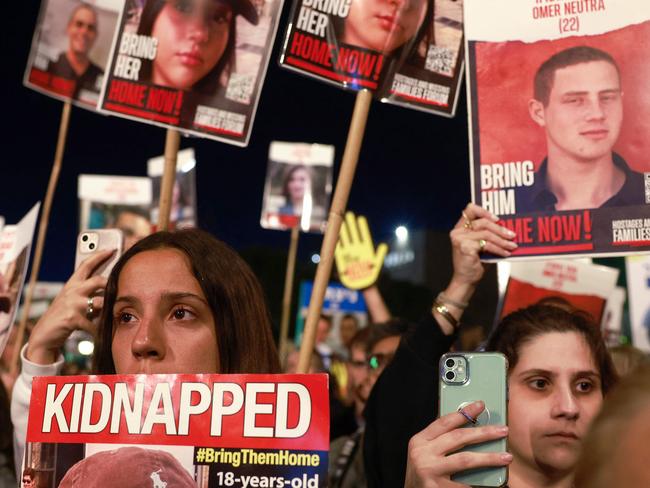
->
74, 229, 124, 278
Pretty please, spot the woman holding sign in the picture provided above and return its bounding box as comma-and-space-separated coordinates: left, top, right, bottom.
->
138, 0, 259, 93
364, 203, 618, 488
11, 229, 279, 466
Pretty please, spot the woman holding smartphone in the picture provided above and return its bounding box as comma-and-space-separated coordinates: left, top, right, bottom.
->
12, 229, 279, 468
364, 203, 617, 488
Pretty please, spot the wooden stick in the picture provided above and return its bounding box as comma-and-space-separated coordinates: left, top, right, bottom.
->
297, 90, 372, 373
10, 101, 72, 375
158, 129, 181, 232
278, 225, 300, 368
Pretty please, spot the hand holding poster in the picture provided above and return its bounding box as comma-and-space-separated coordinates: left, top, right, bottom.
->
465, 0, 650, 259
25, 373, 329, 487
24, 0, 125, 107
99, 0, 283, 145
279, 0, 464, 116
334, 212, 387, 290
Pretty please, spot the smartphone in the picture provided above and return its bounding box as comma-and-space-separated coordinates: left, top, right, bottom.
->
439, 352, 508, 487
74, 229, 124, 278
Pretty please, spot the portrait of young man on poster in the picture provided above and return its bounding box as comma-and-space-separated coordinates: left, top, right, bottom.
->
520, 46, 647, 212
47, 3, 104, 98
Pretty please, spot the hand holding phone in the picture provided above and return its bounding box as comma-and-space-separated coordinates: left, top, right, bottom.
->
25, 230, 123, 366
439, 352, 509, 487
404, 352, 510, 488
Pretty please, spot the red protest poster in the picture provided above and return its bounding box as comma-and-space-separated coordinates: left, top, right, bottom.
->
465, 0, 650, 259
98, 0, 283, 146
24, 374, 329, 487
498, 259, 619, 323
279, 0, 464, 116
24, 0, 125, 108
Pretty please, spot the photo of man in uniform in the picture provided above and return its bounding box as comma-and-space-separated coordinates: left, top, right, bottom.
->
520, 46, 646, 212
47, 3, 103, 98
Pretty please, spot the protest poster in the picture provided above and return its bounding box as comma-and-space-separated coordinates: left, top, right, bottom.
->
601, 286, 625, 347
148, 148, 198, 230
24, 373, 329, 487
279, 0, 464, 116
497, 259, 619, 325
465, 0, 650, 259
98, 0, 283, 146
78, 174, 153, 249
24, 0, 125, 108
0, 204, 40, 358
625, 255, 650, 352
261, 142, 334, 233
294, 281, 367, 357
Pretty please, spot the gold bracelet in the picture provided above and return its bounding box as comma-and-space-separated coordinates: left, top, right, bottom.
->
437, 292, 469, 310
432, 300, 459, 329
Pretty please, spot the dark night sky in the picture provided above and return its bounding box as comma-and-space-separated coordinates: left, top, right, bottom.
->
3, 2, 471, 283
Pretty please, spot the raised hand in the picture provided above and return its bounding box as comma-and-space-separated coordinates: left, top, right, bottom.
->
335, 212, 388, 290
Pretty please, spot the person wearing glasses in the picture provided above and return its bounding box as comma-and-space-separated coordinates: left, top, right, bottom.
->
329, 320, 413, 488
47, 4, 103, 99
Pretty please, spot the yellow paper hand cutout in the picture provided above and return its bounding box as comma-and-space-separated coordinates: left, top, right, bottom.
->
335, 212, 388, 290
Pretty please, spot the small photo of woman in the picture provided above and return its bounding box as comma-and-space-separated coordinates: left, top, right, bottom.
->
260, 142, 335, 233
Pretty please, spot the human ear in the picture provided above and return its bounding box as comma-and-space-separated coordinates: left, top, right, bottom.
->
528, 98, 546, 127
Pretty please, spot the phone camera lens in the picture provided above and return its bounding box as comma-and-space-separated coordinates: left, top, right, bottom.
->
82, 235, 89, 242
445, 358, 455, 368
445, 371, 455, 381
89, 243, 96, 250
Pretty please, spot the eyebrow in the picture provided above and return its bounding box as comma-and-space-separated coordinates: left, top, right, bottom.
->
561, 88, 621, 97
516, 368, 601, 380
114, 292, 208, 306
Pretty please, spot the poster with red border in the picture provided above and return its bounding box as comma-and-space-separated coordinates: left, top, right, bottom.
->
278, 0, 464, 117
465, 0, 650, 260
98, 0, 283, 146
24, 0, 125, 109
24, 373, 329, 487
497, 259, 618, 323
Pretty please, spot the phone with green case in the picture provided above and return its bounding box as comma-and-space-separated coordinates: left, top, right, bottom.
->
439, 352, 508, 487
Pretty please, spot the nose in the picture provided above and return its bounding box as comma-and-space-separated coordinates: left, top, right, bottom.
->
130, 315, 166, 363
550, 384, 580, 420
584, 97, 606, 121
187, 15, 210, 44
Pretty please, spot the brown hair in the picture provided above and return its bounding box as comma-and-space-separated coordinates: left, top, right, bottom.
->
533, 45, 620, 106
574, 362, 650, 487
93, 229, 279, 374
487, 304, 617, 394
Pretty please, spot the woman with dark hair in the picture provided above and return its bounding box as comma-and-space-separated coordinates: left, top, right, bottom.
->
364, 203, 617, 488
279, 165, 312, 217
12, 229, 279, 467
137, 0, 259, 94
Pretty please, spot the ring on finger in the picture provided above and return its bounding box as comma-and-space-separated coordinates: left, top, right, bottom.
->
86, 296, 94, 318
478, 239, 487, 252
462, 211, 473, 230
458, 408, 478, 425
